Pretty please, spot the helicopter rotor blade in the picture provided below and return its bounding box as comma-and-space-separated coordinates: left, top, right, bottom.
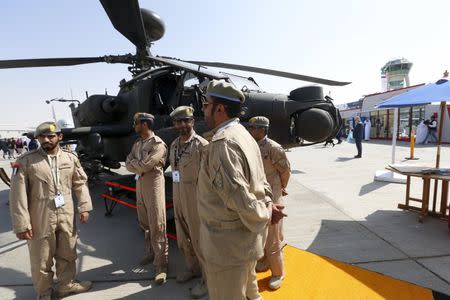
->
100, 0, 148, 50
187, 61, 351, 86
0, 55, 134, 69
0, 57, 107, 69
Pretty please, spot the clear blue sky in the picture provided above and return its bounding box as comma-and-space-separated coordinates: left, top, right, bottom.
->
1, 0, 449, 127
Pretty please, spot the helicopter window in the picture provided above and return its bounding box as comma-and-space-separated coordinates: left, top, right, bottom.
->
184, 77, 199, 88
153, 76, 178, 115
177, 73, 203, 116
223, 73, 262, 92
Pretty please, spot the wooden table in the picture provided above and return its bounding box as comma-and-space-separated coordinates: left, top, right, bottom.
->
387, 167, 450, 222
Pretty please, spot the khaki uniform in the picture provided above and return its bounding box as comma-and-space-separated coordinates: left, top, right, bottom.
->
258, 136, 291, 276
126, 133, 168, 268
9, 148, 92, 294
169, 132, 208, 274
197, 119, 272, 300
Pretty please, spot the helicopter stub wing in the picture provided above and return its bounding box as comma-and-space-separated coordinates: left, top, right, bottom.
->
100, 0, 148, 50
187, 61, 351, 86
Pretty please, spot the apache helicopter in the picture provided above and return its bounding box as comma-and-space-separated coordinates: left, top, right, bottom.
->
0, 0, 350, 176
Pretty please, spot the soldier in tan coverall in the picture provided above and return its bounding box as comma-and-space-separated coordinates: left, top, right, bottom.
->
9, 121, 93, 300
198, 80, 287, 300
125, 112, 169, 284
248, 116, 291, 290
169, 106, 209, 298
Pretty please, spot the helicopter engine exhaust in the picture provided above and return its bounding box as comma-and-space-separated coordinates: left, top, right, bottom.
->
74, 95, 127, 126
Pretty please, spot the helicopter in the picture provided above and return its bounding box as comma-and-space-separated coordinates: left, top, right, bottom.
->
0, 0, 350, 175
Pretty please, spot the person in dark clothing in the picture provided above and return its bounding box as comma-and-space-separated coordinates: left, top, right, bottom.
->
353, 116, 363, 158
28, 138, 39, 151
336, 126, 343, 144
425, 115, 438, 144
0, 139, 9, 158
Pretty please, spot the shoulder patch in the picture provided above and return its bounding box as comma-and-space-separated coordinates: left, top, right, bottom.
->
211, 130, 226, 142
267, 138, 282, 149
18, 149, 38, 159
153, 135, 166, 145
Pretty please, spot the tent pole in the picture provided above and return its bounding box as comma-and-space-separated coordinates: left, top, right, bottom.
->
391, 108, 399, 164
436, 101, 446, 168
432, 101, 446, 213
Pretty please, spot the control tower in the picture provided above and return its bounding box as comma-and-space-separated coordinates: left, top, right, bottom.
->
381, 58, 413, 91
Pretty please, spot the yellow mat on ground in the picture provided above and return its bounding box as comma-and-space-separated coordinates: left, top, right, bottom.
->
257, 245, 434, 300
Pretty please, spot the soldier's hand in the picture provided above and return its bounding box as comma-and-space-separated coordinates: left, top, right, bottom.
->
282, 188, 288, 196
80, 212, 90, 224
16, 229, 33, 240
271, 204, 287, 225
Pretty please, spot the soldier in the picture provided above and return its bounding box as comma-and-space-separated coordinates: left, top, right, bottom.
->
9, 121, 93, 300
198, 80, 287, 300
247, 116, 291, 290
169, 106, 209, 298
125, 112, 169, 284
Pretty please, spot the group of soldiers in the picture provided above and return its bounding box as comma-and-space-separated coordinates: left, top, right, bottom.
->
9, 79, 291, 300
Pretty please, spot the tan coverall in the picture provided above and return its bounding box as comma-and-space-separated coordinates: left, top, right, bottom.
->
197, 119, 272, 300
126, 133, 168, 269
169, 132, 208, 274
9, 148, 92, 295
258, 136, 291, 276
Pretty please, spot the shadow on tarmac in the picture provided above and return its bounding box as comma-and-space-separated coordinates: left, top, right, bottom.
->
304, 210, 450, 296
359, 181, 390, 196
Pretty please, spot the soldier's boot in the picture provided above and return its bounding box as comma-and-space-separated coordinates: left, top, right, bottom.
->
190, 279, 208, 299
139, 253, 155, 266
255, 260, 269, 272
36, 289, 52, 300
58, 280, 92, 297
268, 275, 285, 290
176, 269, 200, 283
154, 266, 168, 285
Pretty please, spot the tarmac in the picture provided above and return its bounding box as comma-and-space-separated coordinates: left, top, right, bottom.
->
1, 139, 450, 299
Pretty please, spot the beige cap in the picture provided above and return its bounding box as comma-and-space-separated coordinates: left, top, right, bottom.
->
249, 116, 270, 127
134, 112, 155, 122
170, 106, 194, 120
34, 121, 61, 137
206, 79, 245, 103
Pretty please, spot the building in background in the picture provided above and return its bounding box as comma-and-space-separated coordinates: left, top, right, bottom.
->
381, 58, 413, 92
0, 124, 31, 139
338, 64, 450, 143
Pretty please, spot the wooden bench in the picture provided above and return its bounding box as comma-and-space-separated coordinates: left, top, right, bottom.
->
388, 166, 450, 222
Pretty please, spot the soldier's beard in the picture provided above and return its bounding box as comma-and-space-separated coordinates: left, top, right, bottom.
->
179, 127, 193, 137
42, 142, 59, 153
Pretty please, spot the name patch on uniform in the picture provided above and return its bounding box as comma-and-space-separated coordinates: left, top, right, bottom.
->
172, 170, 180, 183
54, 193, 65, 208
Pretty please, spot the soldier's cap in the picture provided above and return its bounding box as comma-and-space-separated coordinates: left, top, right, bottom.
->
34, 121, 61, 137
170, 106, 194, 120
206, 79, 245, 104
134, 112, 155, 122
248, 116, 270, 128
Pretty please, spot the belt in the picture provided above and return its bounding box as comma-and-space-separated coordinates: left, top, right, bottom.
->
203, 219, 245, 230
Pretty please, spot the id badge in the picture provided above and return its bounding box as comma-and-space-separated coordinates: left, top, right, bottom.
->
172, 170, 180, 183
54, 193, 65, 208
135, 174, 140, 181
